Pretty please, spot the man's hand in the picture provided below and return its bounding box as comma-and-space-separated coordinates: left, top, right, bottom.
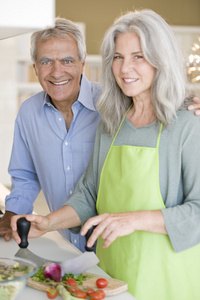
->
0, 211, 17, 241
188, 96, 200, 115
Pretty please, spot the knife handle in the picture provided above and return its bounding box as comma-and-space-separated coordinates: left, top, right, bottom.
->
17, 217, 31, 248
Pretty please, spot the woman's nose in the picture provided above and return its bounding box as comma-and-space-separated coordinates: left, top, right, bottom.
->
121, 59, 133, 73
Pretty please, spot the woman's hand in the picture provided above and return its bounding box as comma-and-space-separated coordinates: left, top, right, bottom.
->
81, 210, 167, 249
188, 96, 200, 115
11, 214, 50, 245
81, 212, 138, 248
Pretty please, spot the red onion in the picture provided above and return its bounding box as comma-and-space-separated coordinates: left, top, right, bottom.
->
44, 263, 61, 282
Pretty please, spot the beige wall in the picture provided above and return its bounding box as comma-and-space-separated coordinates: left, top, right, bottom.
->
56, 0, 200, 54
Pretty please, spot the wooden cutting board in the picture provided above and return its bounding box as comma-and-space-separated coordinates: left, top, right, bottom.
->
28, 272, 128, 296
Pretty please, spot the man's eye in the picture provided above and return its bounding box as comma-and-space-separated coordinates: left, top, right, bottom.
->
63, 60, 73, 64
41, 60, 51, 65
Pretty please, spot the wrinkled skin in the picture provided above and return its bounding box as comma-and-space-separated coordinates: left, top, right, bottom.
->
0, 211, 17, 241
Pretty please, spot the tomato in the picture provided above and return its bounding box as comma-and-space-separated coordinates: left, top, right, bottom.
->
96, 278, 108, 288
46, 287, 58, 299
96, 290, 106, 299
67, 286, 78, 293
66, 278, 77, 287
89, 291, 104, 300
72, 289, 87, 299
86, 288, 95, 296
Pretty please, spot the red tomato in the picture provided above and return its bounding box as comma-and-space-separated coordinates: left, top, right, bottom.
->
96, 278, 108, 288
46, 287, 58, 299
66, 278, 77, 286
72, 289, 87, 299
96, 290, 106, 299
89, 291, 104, 300
67, 286, 78, 293
86, 288, 95, 296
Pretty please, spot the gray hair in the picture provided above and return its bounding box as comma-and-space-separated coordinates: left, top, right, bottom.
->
97, 9, 189, 136
30, 17, 86, 63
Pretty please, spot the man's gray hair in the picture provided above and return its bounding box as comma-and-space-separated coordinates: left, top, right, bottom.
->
30, 17, 86, 63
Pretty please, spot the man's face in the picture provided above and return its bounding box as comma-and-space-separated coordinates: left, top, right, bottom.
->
33, 37, 85, 106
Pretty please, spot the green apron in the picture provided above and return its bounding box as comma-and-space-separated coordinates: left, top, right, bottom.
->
96, 112, 200, 300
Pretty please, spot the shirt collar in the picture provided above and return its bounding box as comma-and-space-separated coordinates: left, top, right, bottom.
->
42, 74, 96, 111
77, 74, 96, 111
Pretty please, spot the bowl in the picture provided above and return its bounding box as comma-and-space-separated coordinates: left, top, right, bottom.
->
0, 257, 38, 300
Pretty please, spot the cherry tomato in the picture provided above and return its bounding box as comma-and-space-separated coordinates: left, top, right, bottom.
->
67, 286, 78, 293
96, 278, 108, 288
86, 288, 95, 296
89, 291, 104, 300
72, 289, 87, 299
46, 287, 58, 299
66, 278, 77, 286
96, 290, 106, 299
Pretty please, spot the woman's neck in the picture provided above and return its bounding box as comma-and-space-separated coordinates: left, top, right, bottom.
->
127, 96, 156, 127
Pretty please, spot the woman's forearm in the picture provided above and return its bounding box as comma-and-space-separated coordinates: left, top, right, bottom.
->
133, 210, 167, 234
47, 205, 81, 231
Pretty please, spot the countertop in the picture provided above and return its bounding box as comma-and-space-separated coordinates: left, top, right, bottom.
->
0, 231, 136, 300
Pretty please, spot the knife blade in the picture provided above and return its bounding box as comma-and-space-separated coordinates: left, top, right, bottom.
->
15, 217, 99, 273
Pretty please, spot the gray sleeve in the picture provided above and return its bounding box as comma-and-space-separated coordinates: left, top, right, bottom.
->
162, 115, 200, 252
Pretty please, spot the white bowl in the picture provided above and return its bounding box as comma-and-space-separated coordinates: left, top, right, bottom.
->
0, 257, 38, 300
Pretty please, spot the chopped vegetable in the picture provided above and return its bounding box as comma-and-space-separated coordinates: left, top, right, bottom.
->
62, 273, 93, 286
44, 263, 61, 282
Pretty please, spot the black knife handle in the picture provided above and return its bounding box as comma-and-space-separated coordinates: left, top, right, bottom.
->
17, 217, 31, 248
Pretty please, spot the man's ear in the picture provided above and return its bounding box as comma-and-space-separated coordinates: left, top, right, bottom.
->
33, 64, 38, 77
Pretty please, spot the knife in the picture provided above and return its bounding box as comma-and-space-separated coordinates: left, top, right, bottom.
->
15, 217, 58, 267
15, 217, 99, 273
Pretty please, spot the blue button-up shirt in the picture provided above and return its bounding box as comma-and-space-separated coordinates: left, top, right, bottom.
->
5, 74, 102, 252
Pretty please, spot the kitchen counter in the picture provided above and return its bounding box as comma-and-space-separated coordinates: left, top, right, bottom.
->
1, 231, 136, 300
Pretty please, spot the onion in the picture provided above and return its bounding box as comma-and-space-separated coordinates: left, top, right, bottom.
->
44, 263, 61, 282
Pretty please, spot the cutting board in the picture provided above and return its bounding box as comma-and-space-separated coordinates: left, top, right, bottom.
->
27, 272, 128, 296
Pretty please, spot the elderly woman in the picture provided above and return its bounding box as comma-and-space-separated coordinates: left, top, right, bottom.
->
12, 9, 200, 300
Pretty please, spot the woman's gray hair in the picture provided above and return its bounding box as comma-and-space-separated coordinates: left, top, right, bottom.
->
97, 9, 189, 136
30, 17, 86, 63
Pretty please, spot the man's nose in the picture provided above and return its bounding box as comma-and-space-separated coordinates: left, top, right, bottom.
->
50, 60, 64, 76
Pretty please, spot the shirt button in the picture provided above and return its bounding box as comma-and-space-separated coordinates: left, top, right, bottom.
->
67, 166, 70, 171
74, 239, 77, 244
58, 117, 62, 121
65, 142, 68, 146
69, 190, 73, 195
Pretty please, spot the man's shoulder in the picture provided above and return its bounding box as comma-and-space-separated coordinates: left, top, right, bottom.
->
19, 91, 45, 111
90, 81, 102, 105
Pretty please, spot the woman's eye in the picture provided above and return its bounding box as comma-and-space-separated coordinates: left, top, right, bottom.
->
114, 55, 122, 60
135, 55, 143, 60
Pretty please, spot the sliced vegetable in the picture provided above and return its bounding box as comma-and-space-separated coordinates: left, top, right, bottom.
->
44, 263, 61, 282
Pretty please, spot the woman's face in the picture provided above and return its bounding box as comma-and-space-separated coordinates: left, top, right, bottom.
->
112, 32, 156, 100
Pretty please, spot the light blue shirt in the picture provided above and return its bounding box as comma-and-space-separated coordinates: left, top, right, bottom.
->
5, 74, 102, 252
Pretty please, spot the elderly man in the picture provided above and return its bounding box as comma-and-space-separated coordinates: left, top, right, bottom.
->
0, 18, 101, 252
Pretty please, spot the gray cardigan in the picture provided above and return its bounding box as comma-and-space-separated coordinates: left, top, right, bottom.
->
67, 109, 200, 253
